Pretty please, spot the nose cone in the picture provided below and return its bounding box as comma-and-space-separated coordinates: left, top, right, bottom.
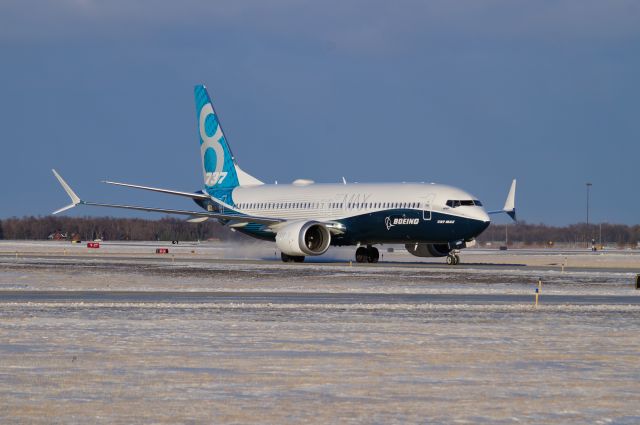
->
465, 206, 490, 224
478, 208, 490, 224
476, 217, 491, 235
470, 208, 491, 237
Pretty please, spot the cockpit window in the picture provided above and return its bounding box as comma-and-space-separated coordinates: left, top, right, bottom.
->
446, 199, 482, 208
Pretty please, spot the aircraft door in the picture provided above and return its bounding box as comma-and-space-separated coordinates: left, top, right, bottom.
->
420, 194, 435, 221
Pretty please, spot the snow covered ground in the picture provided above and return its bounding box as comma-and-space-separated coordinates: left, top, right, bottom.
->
1, 241, 640, 423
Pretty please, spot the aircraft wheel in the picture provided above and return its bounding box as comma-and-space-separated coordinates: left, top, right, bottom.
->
281, 253, 293, 262
281, 253, 305, 263
446, 254, 455, 265
367, 247, 379, 263
355, 247, 367, 263
454, 254, 460, 265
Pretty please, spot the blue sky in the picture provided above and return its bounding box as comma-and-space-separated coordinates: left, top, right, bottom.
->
1, 0, 639, 225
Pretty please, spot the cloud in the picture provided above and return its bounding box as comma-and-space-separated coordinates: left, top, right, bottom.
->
1, 0, 639, 51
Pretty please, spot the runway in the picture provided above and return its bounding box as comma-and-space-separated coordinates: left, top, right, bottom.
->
2, 239, 640, 271
2, 290, 639, 305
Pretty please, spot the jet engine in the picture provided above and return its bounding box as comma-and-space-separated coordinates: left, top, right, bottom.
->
276, 221, 331, 256
405, 243, 452, 258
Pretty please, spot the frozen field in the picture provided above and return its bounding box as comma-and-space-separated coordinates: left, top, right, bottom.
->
2, 239, 640, 269
1, 241, 640, 423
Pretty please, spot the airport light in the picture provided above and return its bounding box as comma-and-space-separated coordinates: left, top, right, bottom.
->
586, 182, 592, 226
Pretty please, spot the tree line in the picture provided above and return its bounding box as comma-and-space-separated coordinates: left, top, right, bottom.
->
478, 221, 640, 248
0, 216, 638, 247
0, 216, 244, 242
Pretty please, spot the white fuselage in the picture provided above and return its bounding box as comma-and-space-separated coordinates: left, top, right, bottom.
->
230, 182, 490, 224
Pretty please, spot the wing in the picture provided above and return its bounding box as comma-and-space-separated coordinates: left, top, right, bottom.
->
102, 178, 239, 212
102, 180, 210, 200
52, 170, 282, 226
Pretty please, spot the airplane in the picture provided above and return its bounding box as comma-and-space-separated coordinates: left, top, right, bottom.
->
52, 84, 516, 265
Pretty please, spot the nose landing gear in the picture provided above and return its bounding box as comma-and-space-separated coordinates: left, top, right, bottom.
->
446, 251, 460, 265
355, 245, 379, 263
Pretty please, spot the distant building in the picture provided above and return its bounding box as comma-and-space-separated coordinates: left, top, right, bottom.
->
47, 231, 68, 240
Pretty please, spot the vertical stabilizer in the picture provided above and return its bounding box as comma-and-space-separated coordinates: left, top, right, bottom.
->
195, 85, 239, 191
194, 85, 263, 192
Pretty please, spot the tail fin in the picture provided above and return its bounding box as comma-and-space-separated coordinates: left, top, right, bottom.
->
195, 85, 240, 190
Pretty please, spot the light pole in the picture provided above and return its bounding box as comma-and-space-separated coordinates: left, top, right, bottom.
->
586, 182, 592, 248
586, 182, 592, 226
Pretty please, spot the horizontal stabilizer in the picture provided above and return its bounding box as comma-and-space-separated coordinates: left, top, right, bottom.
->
186, 216, 210, 223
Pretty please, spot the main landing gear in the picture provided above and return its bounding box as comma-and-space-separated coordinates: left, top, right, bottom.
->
446, 252, 460, 265
355, 245, 379, 263
281, 253, 305, 263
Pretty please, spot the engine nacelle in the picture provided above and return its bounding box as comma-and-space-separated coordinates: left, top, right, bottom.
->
405, 243, 452, 258
276, 221, 331, 256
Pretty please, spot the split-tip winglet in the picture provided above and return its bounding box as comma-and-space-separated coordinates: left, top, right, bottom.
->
503, 179, 517, 221
487, 179, 517, 222
52, 169, 81, 214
